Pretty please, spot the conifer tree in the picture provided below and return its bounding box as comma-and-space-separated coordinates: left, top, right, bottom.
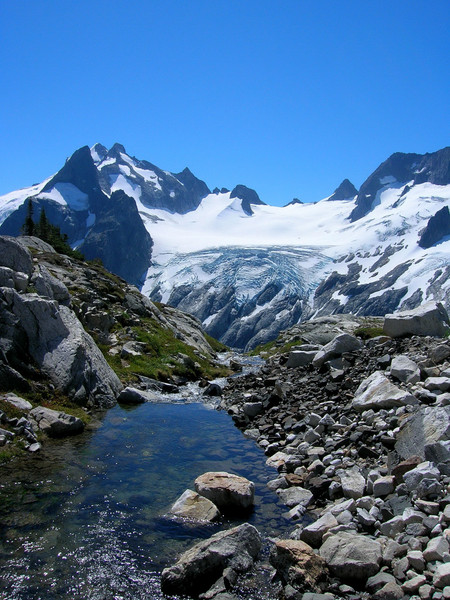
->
22, 198, 34, 236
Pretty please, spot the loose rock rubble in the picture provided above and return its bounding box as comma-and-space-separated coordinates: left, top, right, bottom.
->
216, 305, 450, 599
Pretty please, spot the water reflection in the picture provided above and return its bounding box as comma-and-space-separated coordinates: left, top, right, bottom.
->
0, 402, 289, 599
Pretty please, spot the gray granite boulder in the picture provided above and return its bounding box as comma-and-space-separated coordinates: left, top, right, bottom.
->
160, 523, 261, 595
313, 334, 362, 368
319, 531, 382, 582
383, 301, 450, 338
390, 355, 421, 384
29, 406, 84, 437
117, 386, 159, 404
0, 287, 122, 407
352, 371, 418, 411
0, 236, 33, 277
395, 405, 450, 460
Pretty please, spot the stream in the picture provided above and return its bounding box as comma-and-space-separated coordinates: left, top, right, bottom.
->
0, 391, 292, 599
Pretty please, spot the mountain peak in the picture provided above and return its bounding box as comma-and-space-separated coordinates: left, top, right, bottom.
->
327, 179, 358, 201
230, 184, 265, 216
284, 198, 303, 207
91, 143, 108, 163
109, 142, 127, 156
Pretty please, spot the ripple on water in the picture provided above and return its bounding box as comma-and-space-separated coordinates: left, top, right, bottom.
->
0, 402, 290, 599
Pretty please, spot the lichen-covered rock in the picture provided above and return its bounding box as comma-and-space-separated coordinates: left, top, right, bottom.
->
160, 523, 261, 595
195, 472, 255, 512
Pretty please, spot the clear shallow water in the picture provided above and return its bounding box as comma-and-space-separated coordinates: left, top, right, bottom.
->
0, 402, 290, 600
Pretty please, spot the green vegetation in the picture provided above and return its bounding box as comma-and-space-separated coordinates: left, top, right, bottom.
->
21, 199, 84, 260
100, 318, 229, 384
249, 337, 303, 357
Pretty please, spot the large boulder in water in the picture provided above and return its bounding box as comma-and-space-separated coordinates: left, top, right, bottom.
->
160, 523, 261, 595
383, 302, 450, 338
194, 471, 255, 513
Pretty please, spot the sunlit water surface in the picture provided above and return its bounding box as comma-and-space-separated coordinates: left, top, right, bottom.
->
0, 401, 291, 599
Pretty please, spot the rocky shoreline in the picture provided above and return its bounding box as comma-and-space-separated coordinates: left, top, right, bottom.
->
206, 304, 450, 600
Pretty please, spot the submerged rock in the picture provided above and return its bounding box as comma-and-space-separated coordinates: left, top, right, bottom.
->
169, 489, 220, 522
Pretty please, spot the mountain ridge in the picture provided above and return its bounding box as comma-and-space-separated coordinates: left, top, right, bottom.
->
0, 143, 448, 350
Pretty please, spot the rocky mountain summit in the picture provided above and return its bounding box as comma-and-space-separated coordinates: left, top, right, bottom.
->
208, 303, 450, 600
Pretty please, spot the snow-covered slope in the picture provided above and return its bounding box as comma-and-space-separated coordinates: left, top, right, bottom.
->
0, 144, 448, 350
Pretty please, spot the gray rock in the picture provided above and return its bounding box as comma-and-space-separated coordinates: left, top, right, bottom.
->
395, 405, 450, 460
300, 512, 339, 547
425, 377, 450, 392
373, 581, 404, 600
120, 341, 147, 358
403, 461, 440, 490
390, 355, 421, 384
3, 393, 32, 411
352, 371, 418, 411
312, 333, 362, 368
337, 467, 366, 499
373, 476, 396, 497
383, 301, 450, 338
160, 523, 261, 596
423, 535, 449, 562
0, 288, 122, 407
0, 236, 33, 277
319, 531, 382, 581
29, 406, 84, 437
169, 489, 220, 522
431, 344, 450, 364
286, 350, 317, 368
195, 472, 255, 512
277, 486, 314, 509
424, 440, 450, 464
243, 402, 263, 418
433, 563, 450, 588
31, 264, 71, 304
117, 386, 159, 404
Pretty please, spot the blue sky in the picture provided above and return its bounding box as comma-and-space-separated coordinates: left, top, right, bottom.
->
1, 1, 449, 206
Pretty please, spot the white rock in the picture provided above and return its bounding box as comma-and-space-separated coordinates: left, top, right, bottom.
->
353, 371, 418, 411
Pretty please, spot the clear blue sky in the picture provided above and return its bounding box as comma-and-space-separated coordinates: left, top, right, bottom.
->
1, 1, 449, 206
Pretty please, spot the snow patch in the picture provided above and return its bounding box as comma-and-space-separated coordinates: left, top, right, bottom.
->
38, 183, 89, 211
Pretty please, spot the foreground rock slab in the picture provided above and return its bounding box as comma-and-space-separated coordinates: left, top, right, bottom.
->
195, 472, 255, 512
160, 523, 261, 596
